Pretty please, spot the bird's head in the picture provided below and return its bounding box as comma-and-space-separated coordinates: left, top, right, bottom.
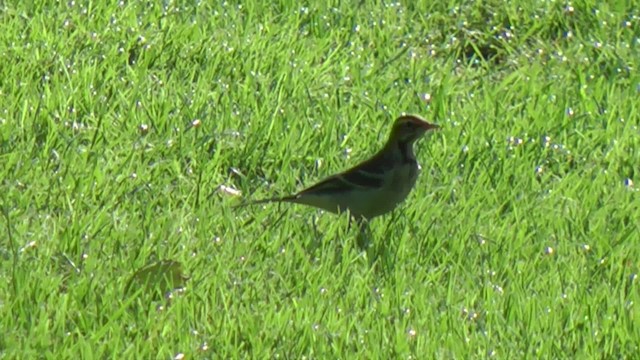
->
389, 115, 439, 145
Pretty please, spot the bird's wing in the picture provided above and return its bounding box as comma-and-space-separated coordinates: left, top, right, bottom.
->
295, 151, 392, 196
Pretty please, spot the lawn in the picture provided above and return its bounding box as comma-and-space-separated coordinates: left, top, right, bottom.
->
1, 0, 639, 358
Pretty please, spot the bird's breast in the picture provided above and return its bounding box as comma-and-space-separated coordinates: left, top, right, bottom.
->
391, 161, 419, 195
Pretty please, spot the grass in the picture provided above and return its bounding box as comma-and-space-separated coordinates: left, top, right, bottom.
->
1, 0, 639, 358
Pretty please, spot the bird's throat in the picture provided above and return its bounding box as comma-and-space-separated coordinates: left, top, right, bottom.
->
397, 140, 416, 164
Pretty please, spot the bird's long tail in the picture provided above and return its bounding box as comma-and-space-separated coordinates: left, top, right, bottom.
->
233, 195, 299, 208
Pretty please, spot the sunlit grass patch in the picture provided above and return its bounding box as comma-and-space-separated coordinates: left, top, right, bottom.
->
1, 0, 639, 358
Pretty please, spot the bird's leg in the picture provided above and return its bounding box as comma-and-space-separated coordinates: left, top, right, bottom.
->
355, 217, 371, 250
311, 213, 321, 242
304, 213, 323, 259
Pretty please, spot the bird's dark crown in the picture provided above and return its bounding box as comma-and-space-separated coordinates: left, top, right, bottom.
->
389, 115, 439, 144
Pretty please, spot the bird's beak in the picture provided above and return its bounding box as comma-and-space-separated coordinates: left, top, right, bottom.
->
423, 122, 440, 131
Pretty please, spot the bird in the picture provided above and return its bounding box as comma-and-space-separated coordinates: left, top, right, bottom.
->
236, 114, 439, 224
